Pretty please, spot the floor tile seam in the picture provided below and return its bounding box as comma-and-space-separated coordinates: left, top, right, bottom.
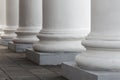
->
6, 56, 42, 80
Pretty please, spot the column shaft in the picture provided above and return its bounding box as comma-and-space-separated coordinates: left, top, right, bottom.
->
0, 0, 6, 36
1, 0, 19, 39
14, 0, 42, 44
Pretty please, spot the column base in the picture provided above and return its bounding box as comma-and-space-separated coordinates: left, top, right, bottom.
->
8, 42, 33, 52
0, 38, 13, 46
62, 62, 120, 80
26, 49, 78, 65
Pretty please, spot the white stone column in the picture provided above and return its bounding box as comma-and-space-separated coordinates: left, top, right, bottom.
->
1, 0, 19, 45
0, 0, 6, 36
11, 0, 42, 52
62, 1, 120, 80
27, 0, 90, 65
33, 0, 90, 52
76, 0, 120, 71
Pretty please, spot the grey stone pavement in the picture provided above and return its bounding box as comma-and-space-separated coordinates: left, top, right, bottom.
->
0, 45, 68, 80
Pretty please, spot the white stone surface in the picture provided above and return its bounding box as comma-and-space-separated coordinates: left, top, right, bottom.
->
13, 0, 42, 44
8, 42, 33, 52
0, 25, 5, 36
33, 0, 90, 52
76, 0, 120, 71
62, 62, 120, 80
2, 26, 18, 39
0, 0, 6, 36
26, 49, 79, 65
1, 0, 19, 40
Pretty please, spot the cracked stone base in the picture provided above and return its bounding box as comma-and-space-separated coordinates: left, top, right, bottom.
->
62, 62, 120, 80
26, 49, 79, 65
0, 39, 13, 46
8, 42, 33, 52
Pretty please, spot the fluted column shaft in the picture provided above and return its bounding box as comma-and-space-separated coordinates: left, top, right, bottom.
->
0, 0, 6, 36
14, 0, 42, 44
33, 0, 90, 52
76, 0, 120, 71
1, 0, 19, 39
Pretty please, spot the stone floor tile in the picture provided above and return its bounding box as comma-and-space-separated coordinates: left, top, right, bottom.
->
0, 45, 68, 80
11, 76, 41, 80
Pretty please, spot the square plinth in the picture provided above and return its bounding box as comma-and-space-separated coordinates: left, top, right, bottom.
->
26, 49, 79, 65
8, 42, 33, 52
62, 62, 120, 80
0, 39, 13, 46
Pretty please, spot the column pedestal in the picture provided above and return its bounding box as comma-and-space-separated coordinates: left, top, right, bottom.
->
8, 27, 40, 52
1, 39, 13, 46
1, 26, 18, 46
62, 62, 120, 80
26, 49, 79, 65
8, 42, 33, 52
9, 27, 41, 52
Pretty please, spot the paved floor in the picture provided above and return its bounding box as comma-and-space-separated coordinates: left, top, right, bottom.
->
0, 45, 68, 80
